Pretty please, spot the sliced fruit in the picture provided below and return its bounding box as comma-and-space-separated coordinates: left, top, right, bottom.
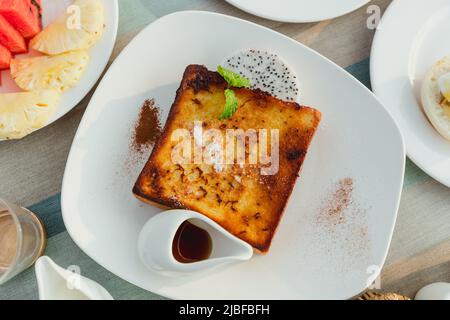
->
421, 55, 450, 141
0, 43, 11, 69
31, 0, 42, 15
0, 0, 42, 38
30, 0, 104, 55
222, 49, 300, 102
0, 90, 60, 140
30, 0, 43, 25
0, 14, 27, 53
11, 51, 90, 92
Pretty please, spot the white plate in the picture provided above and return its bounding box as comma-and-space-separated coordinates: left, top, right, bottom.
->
371, 0, 450, 187
61, 11, 405, 300
0, 0, 119, 136
225, 0, 371, 23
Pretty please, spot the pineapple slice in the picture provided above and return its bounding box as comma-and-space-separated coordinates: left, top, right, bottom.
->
11, 51, 90, 92
0, 90, 60, 140
30, 0, 104, 55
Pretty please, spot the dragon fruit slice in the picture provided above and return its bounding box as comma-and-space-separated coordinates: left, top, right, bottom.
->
222, 49, 300, 102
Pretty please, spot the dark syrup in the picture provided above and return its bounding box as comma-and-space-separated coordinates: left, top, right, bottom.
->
172, 221, 212, 263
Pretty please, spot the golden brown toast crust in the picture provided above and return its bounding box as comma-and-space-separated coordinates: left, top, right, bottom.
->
133, 65, 321, 252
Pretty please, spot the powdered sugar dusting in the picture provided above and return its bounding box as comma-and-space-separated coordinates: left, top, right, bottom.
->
201, 141, 222, 173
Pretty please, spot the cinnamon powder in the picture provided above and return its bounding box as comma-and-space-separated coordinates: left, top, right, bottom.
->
131, 99, 162, 153
318, 178, 354, 226
326, 178, 354, 218
313, 177, 371, 272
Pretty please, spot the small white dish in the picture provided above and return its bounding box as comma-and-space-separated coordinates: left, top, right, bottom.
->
138, 210, 253, 277
35, 256, 113, 300
62, 11, 405, 299
371, 0, 450, 187
415, 282, 450, 300
0, 0, 119, 140
225, 0, 371, 23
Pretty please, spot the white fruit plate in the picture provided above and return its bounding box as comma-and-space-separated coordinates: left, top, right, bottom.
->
0, 0, 119, 140
225, 0, 371, 23
371, 0, 450, 187
62, 11, 405, 300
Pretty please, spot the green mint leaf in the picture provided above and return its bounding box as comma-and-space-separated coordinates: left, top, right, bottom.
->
219, 89, 239, 120
217, 65, 251, 88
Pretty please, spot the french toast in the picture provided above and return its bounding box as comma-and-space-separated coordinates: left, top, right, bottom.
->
133, 65, 321, 253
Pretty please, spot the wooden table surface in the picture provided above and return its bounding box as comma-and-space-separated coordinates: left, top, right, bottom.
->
0, 0, 449, 299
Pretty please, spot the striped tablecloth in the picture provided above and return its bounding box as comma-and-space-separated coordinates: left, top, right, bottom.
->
0, 0, 449, 300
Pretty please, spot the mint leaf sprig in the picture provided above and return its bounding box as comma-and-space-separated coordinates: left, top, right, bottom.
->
217, 66, 251, 120
219, 89, 239, 120
217, 65, 251, 88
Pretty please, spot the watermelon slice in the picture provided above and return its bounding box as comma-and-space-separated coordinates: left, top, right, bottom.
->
30, 0, 43, 19
29, 0, 43, 28
0, 42, 11, 69
0, 14, 26, 53
0, 0, 42, 38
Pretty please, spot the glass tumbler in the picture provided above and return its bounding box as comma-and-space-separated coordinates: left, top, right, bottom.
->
0, 198, 47, 285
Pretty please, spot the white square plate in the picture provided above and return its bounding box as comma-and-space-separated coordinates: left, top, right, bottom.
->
61, 11, 405, 300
